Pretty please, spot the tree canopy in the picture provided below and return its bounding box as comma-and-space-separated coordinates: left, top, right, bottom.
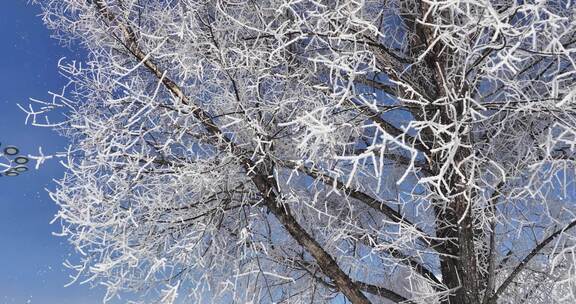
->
27, 0, 576, 303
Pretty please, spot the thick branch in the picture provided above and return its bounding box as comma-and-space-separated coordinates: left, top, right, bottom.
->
251, 174, 373, 304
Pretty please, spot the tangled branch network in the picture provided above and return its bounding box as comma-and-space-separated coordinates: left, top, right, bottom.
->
24, 0, 576, 303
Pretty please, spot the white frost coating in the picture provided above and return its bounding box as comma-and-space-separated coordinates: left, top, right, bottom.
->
26, 0, 576, 303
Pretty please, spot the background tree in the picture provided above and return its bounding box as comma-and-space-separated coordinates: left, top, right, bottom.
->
27, 0, 576, 303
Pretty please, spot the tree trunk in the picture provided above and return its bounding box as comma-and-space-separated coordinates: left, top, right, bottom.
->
435, 140, 481, 304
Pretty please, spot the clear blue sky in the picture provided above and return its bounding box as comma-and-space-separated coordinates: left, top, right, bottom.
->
0, 2, 109, 303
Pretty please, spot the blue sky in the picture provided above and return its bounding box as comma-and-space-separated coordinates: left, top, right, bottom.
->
0, 2, 107, 303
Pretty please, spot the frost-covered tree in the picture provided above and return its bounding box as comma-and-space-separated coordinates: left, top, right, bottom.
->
25, 0, 576, 303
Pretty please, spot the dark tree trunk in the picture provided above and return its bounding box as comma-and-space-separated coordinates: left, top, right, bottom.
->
436, 198, 481, 304
434, 137, 481, 304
